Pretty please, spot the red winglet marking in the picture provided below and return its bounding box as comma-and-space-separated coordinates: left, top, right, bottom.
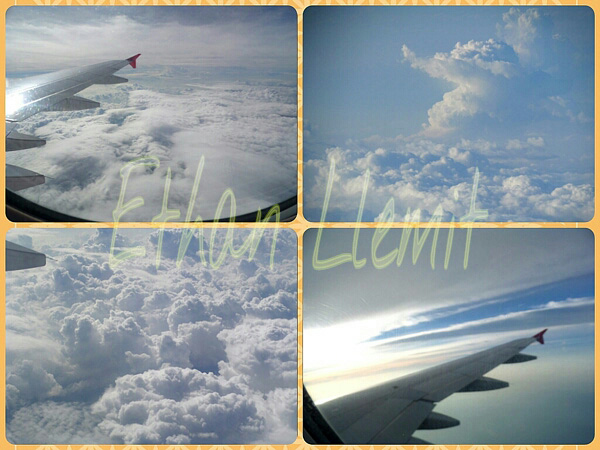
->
127, 53, 141, 69
533, 328, 548, 345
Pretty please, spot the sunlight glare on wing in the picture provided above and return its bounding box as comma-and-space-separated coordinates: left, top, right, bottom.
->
6, 92, 24, 117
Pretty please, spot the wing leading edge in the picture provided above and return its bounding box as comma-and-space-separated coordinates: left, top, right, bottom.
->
313, 329, 548, 444
6, 54, 140, 191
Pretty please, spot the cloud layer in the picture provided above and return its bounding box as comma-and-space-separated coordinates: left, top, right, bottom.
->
6, 228, 297, 444
305, 136, 593, 221
6, 7, 297, 71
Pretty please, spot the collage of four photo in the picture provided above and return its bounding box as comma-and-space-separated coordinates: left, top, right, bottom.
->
3, 3, 595, 447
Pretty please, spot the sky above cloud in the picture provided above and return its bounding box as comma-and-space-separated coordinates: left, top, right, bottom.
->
6, 6, 297, 221
5, 228, 297, 444
303, 228, 594, 443
6, 7, 297, 72
304, 7, 594, 222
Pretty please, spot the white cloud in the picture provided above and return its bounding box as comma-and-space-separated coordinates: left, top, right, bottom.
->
402, 39, 520, 136
93, 367, 266, 444
7, 402, 108, 444
498, 8, 541, 67
374, 296, 594, 348
6, 228, 297, 444
6, 360, 62, 415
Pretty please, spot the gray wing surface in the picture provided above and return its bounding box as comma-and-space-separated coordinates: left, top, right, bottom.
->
6, 240, 46, 271
6, 54, 140, 189
6, 54, 140, 125
316, 329, 548, 444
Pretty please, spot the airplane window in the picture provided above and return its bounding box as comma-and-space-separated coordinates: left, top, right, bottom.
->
5, 6, 297, 222
302, 228, 595, 445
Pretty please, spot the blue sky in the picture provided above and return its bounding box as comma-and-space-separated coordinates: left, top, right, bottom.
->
304, 7, 594, 222
5, 228, 297, 444
303, 228, 594, 443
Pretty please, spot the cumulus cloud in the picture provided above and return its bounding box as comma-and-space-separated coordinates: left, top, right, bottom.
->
497, 8, 549, 68
305, 137, 592, 222
6, 361, 62, 416
400, 8, 589, 139
93, 367, 266, 444
6, 228, 297, 444
402, 39, 521, 136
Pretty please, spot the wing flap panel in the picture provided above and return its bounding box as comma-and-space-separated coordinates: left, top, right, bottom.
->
420, 374, 474, 402
97, 75, 128, 84
6, 241, 46, 271
318, 384, 425, 431
370, 400, 434, 444
418, 411, 460, 430
6, 131, 46, 151
6, 164, 45, 191
334, 397, 414, 443
457, 376, 509, 392
48, 95, 100, 111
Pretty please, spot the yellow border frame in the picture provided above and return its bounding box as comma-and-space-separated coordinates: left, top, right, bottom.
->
0, 1, 597, 450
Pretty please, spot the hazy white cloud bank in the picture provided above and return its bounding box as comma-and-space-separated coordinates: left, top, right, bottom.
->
305, 8, 593, 222
6, 7, 297, 71
6, 228, 297, 444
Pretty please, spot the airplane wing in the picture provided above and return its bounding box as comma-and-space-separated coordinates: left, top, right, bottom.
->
6, 54, 140, 188
306, 329, 548, 444
5, 240, 46, 271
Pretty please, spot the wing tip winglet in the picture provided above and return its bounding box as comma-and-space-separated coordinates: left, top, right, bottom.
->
127, 53, 141, 69
533, 328, 548, 344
